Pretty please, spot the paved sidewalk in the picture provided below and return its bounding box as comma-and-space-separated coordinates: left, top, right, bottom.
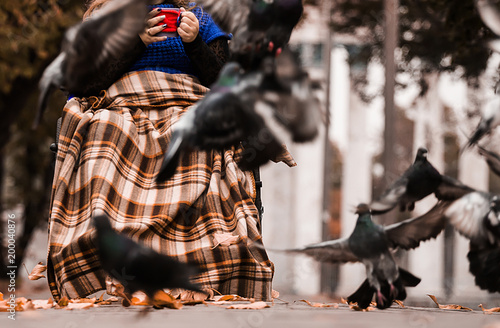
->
3, 294, 500, 328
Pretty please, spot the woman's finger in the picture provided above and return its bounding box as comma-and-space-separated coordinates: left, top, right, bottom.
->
146, 8, 162, 19
147, 14, 165, 28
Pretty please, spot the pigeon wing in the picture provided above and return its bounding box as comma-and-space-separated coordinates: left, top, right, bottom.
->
370, 179, 408, 215
280, 238, 360, 264
384, 201, 449, 250
444, 191, 495, 241
194, 0, 252, 34
435, 174, 475, 201
477, 145, 500, 177
63, 0, 148, 92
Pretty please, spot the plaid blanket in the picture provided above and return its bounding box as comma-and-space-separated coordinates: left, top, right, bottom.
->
46, 70, 295, 301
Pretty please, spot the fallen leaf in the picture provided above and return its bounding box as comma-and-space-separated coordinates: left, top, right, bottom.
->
153, 290, 183, 309
27, 262, 47, 280
0, 292, 3, 301
0, 300, 8, 312
32, 298, 54, 310
349, 304, 376, 311
226, 301, 270, 309
71, 297, 96, 304
214, 295, 254, 302
271, 290, 280, 299
340, 297, 348, 304
211, 233, 240, 249
22, 300, 36, 311
479, 304, 500, 314
130, 291, 149, 306
57, 296, 69, 307
300, 299, 339, 308
427, 295, 473, 311
179, 290, 208, 304
394, 300, 405, 308
65, 302, 94, 310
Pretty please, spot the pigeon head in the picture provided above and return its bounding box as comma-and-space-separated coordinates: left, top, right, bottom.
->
415, 147, 428, 161
355, 203, 371, 215
217, 62, 243, 87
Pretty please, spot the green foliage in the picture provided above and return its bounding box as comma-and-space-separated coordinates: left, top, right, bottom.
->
330, 0, 497, 89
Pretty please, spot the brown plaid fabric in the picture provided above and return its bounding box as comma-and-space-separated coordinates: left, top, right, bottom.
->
46, 71, 295, 302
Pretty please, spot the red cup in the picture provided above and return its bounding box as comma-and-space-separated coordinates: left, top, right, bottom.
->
155, 8, 181, 37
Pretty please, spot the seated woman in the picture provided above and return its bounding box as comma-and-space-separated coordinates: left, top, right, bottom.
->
46, 0, 295, 301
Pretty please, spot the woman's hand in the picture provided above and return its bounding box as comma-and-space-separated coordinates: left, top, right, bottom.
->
139, 8, 168, 46
177, 7, 199, 43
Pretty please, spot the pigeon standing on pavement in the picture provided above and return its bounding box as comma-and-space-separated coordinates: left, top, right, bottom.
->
35, 0, 149, 128
370, 148, 472, 215
268, 203, 452, 309
93, 213, 203, 302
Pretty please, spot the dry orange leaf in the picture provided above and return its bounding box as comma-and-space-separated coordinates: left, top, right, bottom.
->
479, 304, 500, 314
427, 295, 473, 311
32, 298, 54, 310
0, 300, 8, 312
65, 302, 94, 310
394, 300, 405, 308
179, 290, 208, 304
27, 262, 47, 280
153, 290, 183, 309
212, 233, 240, 249
271, 290, 280, 299
22, 300, 36, 311
0, 292, 3, 301
226, 301, 270, 310
300, 299, 339, 308
71, 297, 96, 304
349, 304, 376, 311
214, 294, 254, 302
57, 296, 69, 307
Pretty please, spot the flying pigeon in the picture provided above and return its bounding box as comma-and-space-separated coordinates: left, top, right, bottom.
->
156, 48, 322, 181
477, 145, 500, 176
370, 148, 473, 215
464, 95, 500, 149
35, 0, 149, 128
266, 203, 454, 309
195, 0, 304, 69
156, 62, 284, 181
410, 191, 500, 292
93, 213, 203, 303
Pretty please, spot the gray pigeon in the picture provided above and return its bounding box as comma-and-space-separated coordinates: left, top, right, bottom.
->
463, 96, 500, 149
269, 203, 451, 309
93, 213, 203, 304
156, 62, 285, 181
156, 50, 322, 181
370, 148, 473, 215
35, 0, 149, 128
421, 191, 500, 292
194, 0, 303, 69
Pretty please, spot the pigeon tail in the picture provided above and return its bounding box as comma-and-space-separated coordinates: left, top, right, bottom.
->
468, 244, 500, 293
346, 279, 375, 309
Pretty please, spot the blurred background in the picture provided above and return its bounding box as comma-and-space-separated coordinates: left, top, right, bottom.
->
2, 0, 500, 305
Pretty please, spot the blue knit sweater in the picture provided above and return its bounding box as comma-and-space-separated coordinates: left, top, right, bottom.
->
129, 3, 229, 77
